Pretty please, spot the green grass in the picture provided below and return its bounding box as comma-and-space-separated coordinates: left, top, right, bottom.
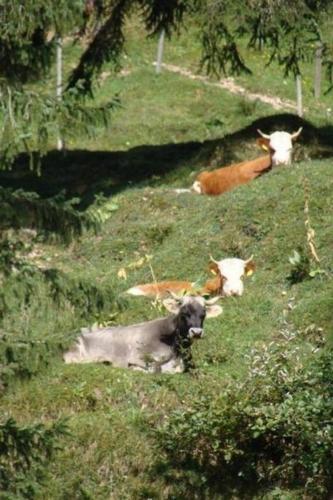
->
2, 156, 332, 497
1, 13, 333, 499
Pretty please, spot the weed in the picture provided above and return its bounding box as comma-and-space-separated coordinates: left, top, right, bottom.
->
144, 223, 173, 245
237, 98, 260, 116
287, 248, 311, 284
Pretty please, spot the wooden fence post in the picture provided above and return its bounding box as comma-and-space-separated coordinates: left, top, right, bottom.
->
296, 74, 303, 117
314, 42, 323, 100
156, 29, 165, 74
56, 35, 64, 151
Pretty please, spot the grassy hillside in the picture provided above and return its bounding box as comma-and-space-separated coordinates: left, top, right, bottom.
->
2, 158, 332, 498
1, 15, 333, 499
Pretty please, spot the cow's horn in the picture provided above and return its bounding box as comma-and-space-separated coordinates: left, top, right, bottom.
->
244, 255, 254, 264
257, 129, 271, 139
209, 255, 219, 264
205, 296, 221, 305
290, 126, 303, 140
169, 291, 183, 301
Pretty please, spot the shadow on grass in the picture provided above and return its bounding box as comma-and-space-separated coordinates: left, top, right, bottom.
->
0, 113, 332, 210
145, 456, 274, 500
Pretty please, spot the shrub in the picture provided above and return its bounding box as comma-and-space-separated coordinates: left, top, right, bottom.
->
0, 417, 68, 498
0, 266, 121, 389
0, 188, 101, 244
287, 248, 311, 284
155, 331, 333, 498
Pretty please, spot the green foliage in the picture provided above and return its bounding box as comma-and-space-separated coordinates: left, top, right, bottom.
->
0, 186, 121, 244
235, 0, 323, 76
0, 417, 68, 498
287, 248, 311, 284
0, 0, 84, 83
156, 333, 333, 498
198, 0, 251, 76
194, 0, 333, 84
0, 1, 121, 170
323, 42, 333, 93
287, 248, 328, 284
0, 261, 120, 387
0, 86, 119, 170
0, 187, 101, 243
0, 19, 331, 498
67, 0, 188, 93
0, 236, 32, 277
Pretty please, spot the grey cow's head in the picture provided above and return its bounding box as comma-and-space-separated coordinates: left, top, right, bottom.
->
163, 295, 222, 340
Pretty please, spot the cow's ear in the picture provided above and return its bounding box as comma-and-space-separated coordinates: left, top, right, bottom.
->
205, 304, 223, 318
162, 298, 181, 314
256, 137, 270, 152
208, 262, 219, 275
245, 260, 256, 277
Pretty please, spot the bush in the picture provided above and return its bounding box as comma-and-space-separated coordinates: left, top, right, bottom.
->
0, 188, 101, 244
0, 417, 68, 498
0, 266, 121, 389
155, 331, 333, 498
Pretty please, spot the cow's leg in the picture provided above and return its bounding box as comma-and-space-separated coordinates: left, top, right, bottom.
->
160, 357, 185, 373
63, 337, 88, 364
128, 362, 149, 372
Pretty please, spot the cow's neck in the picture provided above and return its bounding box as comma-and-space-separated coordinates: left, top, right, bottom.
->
160, 314, 190, 348
156, 315, 176, 346
159, 314, 195, 371
252, 154, 272, 171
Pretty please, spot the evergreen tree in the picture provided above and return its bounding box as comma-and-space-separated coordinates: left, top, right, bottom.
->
0, 0, 118, 169
1, 0, 332, 170
66, 0, 333, 93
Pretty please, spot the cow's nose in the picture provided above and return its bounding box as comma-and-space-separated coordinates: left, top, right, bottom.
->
189, 328, 203, 338
273, 155, 291, 166
225, 289, 241, 297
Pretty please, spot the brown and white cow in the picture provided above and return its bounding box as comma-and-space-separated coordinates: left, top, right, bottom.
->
126, 256, 255, 299
192, 128, 302, 196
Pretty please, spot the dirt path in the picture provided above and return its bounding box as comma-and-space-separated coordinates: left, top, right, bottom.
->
159, 63, 297, 112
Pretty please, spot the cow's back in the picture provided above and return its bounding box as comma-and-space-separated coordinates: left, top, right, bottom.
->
64, 318, 176, 369
196, 155, 271, 195
197, 164, 245, 195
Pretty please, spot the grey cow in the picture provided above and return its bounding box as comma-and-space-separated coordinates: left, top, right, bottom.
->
64, 296, 222, 373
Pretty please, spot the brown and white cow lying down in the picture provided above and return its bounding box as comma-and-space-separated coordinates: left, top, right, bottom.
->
126, 256, 255, 299
192, 128, 302, 196
64, 296, 222, 373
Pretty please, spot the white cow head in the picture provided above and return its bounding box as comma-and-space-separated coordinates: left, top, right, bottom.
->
257, 127, 302, 165
209, 256, 256, 297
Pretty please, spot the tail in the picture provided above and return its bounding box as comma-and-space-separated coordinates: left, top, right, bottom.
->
172, 188, 192, 194
126, 284, 152, 296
